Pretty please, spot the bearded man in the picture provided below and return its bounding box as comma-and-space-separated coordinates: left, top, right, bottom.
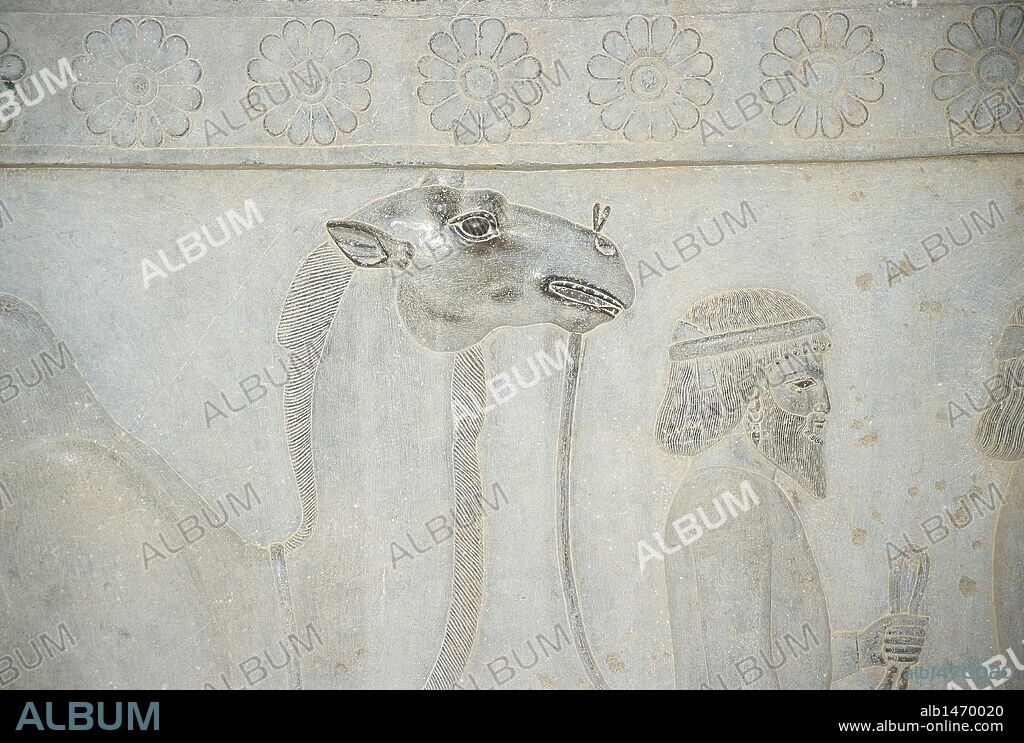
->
654, 288, 927, 689
973, 300, 1024, 690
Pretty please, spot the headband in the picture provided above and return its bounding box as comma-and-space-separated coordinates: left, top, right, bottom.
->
669, 316, 827, 361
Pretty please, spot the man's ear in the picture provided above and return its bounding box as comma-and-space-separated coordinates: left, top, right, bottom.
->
326, 219, 414, 269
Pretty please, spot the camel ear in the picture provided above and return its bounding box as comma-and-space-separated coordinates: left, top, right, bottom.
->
326, 219, 413, 269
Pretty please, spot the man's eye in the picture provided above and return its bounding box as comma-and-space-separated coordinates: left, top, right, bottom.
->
790, 379, 816, 391
450, 211, 499, 242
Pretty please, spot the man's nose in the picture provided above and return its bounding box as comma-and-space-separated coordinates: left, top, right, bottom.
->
814, 386, 831, 415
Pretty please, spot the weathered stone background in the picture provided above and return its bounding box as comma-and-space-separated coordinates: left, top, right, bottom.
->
1, 0, 1022, 689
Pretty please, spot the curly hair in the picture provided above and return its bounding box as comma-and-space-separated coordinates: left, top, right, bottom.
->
656, 288, 832, 456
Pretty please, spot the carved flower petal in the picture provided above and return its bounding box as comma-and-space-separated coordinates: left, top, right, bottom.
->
677, 77, 714, 106
667, 95, 699, 130
157, 85, 203, 112
71, 82, 115, 111
248, 82, 288, 113
793, 101, 817, 138
0, 28, 9, 57
479, 18, 506, 60
309, 20, 337, 61
324, 96, 358, 134
932, 73, 972, 101
150, 35, 189, 73
625, 16, 651, 56
1013, 82, 1024, 106
334, 82, 371, 112
837, 93, 869, 126
248, 57, 285, 84
760, 77, 794, 105
429, 31, 463, 66
971, 6, 998, 47
418, 55, 454, 81
261, 34, 296, 69
481, 104, 512, 143
843, 25, 874, 58
771, 95, 803, 125
454, 105, 483, 144
159, 58, 202, 86
1000, 5, 1024, 46
824, 13, 850, 51
602, 30, 634, 64
137, 105, 164, 148
494, 32, 529, 67
933, 47, 972, 74
263, 96, 300, 135
503, 96, 533, 128
650, 16, 678, 55
288, 105, 312, 145
509, 79, 542, 108
588, 54, 625, 81
847, 50, 884, 76
324, 33, 360, 70
623, 106, 652, 142
417, 79, 457, 106
798, 14, 823, 52
600, 97, 635, 131
674, 51, 713, 78
946, 22, 981, 54
820, 104, 844, 138
136, 19, 165, 65
760, 52, 795, 78
774, 26, 804, 60
311, 103, 337, 144
282, 19, 310, 63
0, 53, 26, 82
85, 97, 124, 134
946, 86, 981, 124
651, 105, 678, 141
72, 54, 110, 83
85, 31, 125, 72
664, 28, 701, 67
109, 18, 137, 65
972, 97, 996, 132
429, 94, 468, 131
589, 79, 625, 105
332, 59, 371, 85
506, 55, 541, 80
150, 96, 190, 136
451, 18, 479, 59
109, 104, 138, 147
846, 76, 884, 103
999, 102, 1023, 133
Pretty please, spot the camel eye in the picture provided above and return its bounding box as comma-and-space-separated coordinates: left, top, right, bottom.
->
789, 378, 816, 392
450, 211, 499, 243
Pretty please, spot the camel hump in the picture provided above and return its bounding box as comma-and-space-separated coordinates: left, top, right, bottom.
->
0, 435, 287, 689
0, 294, 108, 441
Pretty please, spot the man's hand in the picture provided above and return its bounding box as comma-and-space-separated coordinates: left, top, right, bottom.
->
858, 613, 929, 668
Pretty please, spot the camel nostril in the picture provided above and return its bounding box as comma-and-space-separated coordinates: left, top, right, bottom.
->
490, 284, 522, 303
595, 234, 617, 256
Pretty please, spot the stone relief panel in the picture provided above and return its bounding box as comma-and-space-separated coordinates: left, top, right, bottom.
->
0, 0, 1022, 692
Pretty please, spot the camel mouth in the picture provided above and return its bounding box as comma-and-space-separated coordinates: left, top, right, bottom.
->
545, 278, 625, 318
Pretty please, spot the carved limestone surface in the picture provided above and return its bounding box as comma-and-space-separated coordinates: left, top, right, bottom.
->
0, 0, 1021, 692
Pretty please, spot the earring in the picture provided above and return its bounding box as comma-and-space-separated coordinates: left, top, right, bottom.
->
746, 385, 764, 445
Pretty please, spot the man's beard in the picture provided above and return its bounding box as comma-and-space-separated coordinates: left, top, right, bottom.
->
973, 359, 1024, 461
754, 397, 827, 500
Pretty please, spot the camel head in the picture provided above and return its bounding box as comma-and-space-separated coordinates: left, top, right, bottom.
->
324, 171, 635, 352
